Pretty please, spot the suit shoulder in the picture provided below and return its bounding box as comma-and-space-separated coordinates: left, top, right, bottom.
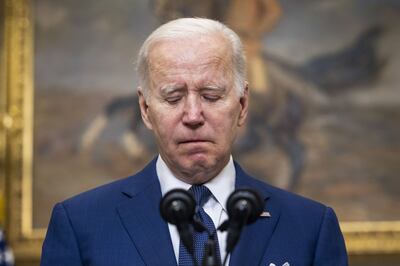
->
60, 159, 157, 210
243, 175, 327, 216
266, 183, 326, 212
60, 174, 136, 211
235, 162, 327, 214
253, 179, 331, 236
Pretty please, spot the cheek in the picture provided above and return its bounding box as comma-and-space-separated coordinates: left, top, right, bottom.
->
219, 103, 240, 127
210, 110, 239, 139
150, 111, 177, 141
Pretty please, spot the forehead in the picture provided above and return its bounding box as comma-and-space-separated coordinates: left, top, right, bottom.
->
148, 33, 233, 76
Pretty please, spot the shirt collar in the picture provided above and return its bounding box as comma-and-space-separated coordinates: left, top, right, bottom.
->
156, 155, 236, 211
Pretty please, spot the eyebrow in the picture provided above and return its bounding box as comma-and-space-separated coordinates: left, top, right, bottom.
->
159, 84, 185, 95
159, 84, 226, 96
200, 85, 226, 93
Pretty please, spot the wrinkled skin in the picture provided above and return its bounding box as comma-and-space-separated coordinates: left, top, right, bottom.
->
138, 33, 248, 184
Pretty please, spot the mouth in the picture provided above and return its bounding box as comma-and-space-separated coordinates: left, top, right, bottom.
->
177, 139, 211, 155
178, 139, 210, 144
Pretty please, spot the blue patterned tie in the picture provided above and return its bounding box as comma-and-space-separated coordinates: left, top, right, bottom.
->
178, 185, 221, 266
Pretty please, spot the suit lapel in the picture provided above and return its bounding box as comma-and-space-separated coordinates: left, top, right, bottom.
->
117, 159, 177, 266
229, 163, 281, 266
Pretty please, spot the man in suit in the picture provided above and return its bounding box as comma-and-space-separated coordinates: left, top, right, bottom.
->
41, 18, 348, 266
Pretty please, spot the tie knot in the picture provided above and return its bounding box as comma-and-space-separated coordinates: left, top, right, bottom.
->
190, 185, 212, 207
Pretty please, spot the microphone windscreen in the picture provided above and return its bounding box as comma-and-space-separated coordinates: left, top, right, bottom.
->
159, 189, 196, 225
226, 188, 263, 224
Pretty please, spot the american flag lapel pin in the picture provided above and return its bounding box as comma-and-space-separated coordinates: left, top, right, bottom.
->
260, 211, 271, 217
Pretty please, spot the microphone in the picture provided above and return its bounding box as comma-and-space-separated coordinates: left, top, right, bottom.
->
160, 189, 196, 257
159, 189, 218, 266
223, 189, 264, 254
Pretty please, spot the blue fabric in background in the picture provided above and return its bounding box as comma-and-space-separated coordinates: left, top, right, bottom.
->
0, 229, 14, 266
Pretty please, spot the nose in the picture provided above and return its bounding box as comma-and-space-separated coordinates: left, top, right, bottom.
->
182, 95, 204, 129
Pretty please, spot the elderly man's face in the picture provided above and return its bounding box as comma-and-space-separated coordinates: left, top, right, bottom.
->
138, 34, 248, 184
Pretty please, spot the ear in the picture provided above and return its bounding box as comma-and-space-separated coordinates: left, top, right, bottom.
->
138, 88, 154, 130
237, 83, 249, 127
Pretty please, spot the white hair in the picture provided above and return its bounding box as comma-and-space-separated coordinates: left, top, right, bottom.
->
137, 18, 246, 98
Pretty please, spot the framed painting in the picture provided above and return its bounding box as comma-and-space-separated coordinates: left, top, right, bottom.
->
0, 0, 5, 225
1, 0, 400, 263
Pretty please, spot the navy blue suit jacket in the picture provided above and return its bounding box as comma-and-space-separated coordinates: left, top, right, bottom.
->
41, 159, 348, 266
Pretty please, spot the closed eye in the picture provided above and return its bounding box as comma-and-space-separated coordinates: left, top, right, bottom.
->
200, 86, 225, 102
165, 96, 182, 104
202, 94, 221, 102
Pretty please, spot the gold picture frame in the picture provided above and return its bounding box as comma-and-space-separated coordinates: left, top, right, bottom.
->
1, 0, 400, 263
1, 0, 44, 263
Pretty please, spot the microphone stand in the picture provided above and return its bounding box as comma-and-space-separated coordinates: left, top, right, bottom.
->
218, 188, 264, 266
192, 218, 221, 266
174, 213, 199, 266
217, 216, 247, 266
217, 220, 230, 266
201, 234, 221, 266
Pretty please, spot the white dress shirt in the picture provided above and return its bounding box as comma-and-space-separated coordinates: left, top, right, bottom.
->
157, 155, 235, 264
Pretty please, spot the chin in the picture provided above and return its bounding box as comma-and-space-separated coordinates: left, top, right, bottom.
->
174, 156, 223, 184
188, 156, 221, 173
